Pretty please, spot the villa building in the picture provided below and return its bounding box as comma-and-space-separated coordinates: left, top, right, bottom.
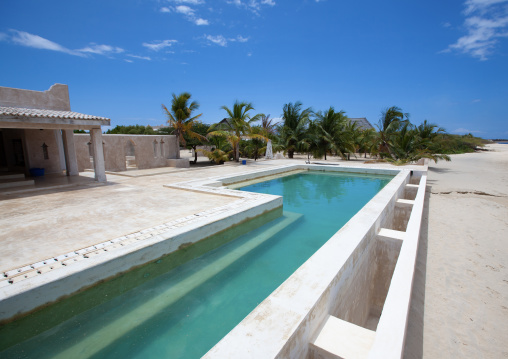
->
0, 84, 110, 183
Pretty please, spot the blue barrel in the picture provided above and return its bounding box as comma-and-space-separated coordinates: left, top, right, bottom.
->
242, 160, 247, 165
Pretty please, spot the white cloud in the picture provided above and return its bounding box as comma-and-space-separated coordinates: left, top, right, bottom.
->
127, 54, 151, 60
78, 43, 124, 56
447, 0, 508, 60
195, 18, 209, 25
0, 32, 8, 41
472, 98, 482, 103
171, 0, 204, 3
124, 59, 133, 63
9, 30, 85, 56
205, 34, 227, 46
464, 0, 507, 13
142, 39, 177, 51
227, 0, 276, 14
162, 4, 209, 26
229, 35, 249, 42
175, 5, 195, 15
6, 30, 125, 59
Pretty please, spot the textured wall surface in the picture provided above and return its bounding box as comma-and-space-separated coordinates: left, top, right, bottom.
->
0, 84, 70, 111
74, 134, 178, 172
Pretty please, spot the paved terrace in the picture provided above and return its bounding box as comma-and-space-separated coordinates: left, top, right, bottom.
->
0, 157, 412, 272
0, 157, 416, 275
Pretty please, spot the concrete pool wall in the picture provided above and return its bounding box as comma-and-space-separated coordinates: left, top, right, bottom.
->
204, 166, 427, 359
0, 163, 426, 359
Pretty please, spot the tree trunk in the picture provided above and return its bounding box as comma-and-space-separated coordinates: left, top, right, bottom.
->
192, 145, 198, 164
175, 131, 180, 159
288, 150, 294, 159
235, 143, 240, 162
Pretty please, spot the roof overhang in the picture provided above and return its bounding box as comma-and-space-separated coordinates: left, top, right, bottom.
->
0, 107, 110, 130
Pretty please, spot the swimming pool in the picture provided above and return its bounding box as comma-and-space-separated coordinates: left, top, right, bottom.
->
0, 170, 392, 358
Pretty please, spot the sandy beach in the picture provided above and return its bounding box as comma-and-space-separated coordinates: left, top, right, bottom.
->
404, 143, 508, 358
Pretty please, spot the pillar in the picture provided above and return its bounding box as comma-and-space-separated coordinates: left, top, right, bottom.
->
62, 130, 79, 176
90, 128, 107, 182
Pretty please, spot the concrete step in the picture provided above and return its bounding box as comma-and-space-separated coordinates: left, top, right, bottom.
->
0, 178, 35, 189
0, 173, 25, 180
50, 211, 303, 358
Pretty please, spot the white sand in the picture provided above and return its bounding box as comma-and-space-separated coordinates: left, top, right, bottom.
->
404, 144, 508, 358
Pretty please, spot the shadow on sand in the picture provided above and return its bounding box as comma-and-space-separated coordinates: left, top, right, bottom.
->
402, 186, 431, 359
428, 166, 452, 174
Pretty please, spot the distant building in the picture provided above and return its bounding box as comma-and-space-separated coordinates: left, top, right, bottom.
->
349, 117, 374, 131
152, 125, 168, 131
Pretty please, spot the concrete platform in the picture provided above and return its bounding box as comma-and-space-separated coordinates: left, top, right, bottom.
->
0, 163, 270, 274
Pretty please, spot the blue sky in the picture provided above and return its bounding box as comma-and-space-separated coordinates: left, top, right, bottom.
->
1, 0, 507, 139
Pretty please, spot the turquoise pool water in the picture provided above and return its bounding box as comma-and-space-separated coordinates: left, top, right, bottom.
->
1, 170, 392, 359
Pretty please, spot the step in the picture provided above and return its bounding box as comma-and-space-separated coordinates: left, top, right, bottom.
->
50, 211, 303, 358
0, 178, 35, 189
0, 173, 25, 180
310, 315, 376, 359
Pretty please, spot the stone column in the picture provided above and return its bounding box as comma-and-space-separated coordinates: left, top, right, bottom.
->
62, 130, 79, 176
90, 128, 107, 182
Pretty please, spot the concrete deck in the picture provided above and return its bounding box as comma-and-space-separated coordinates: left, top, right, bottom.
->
0, 164, 247, 273
0, 157, 420, 274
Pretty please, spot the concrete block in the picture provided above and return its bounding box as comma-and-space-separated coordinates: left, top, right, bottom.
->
311, 315, 375, 359
167, 158, 190, 168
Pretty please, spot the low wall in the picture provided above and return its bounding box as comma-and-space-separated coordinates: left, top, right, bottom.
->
74, 134, 178, 171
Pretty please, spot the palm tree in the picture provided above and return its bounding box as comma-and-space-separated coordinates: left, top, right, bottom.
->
162, 92, 204, 159
207, 101, 264, 162
312, 107, 348, 160
359, 128, 379, 158
342, 118, 363, 160
387, 122, 451, 164
199, 148, 229, 164
279, 101, 312, 158
376, 106, 409, 158
260, 114, 277, 136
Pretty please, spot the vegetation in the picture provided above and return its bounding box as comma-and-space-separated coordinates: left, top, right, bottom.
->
106, 124, 156, 135
162, 92, 204, 159
182, 121, 210, 164
207, 101, 266, 162
199, 148, 229, 164
278, 102, 312, 158
106, 94, 489, 165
